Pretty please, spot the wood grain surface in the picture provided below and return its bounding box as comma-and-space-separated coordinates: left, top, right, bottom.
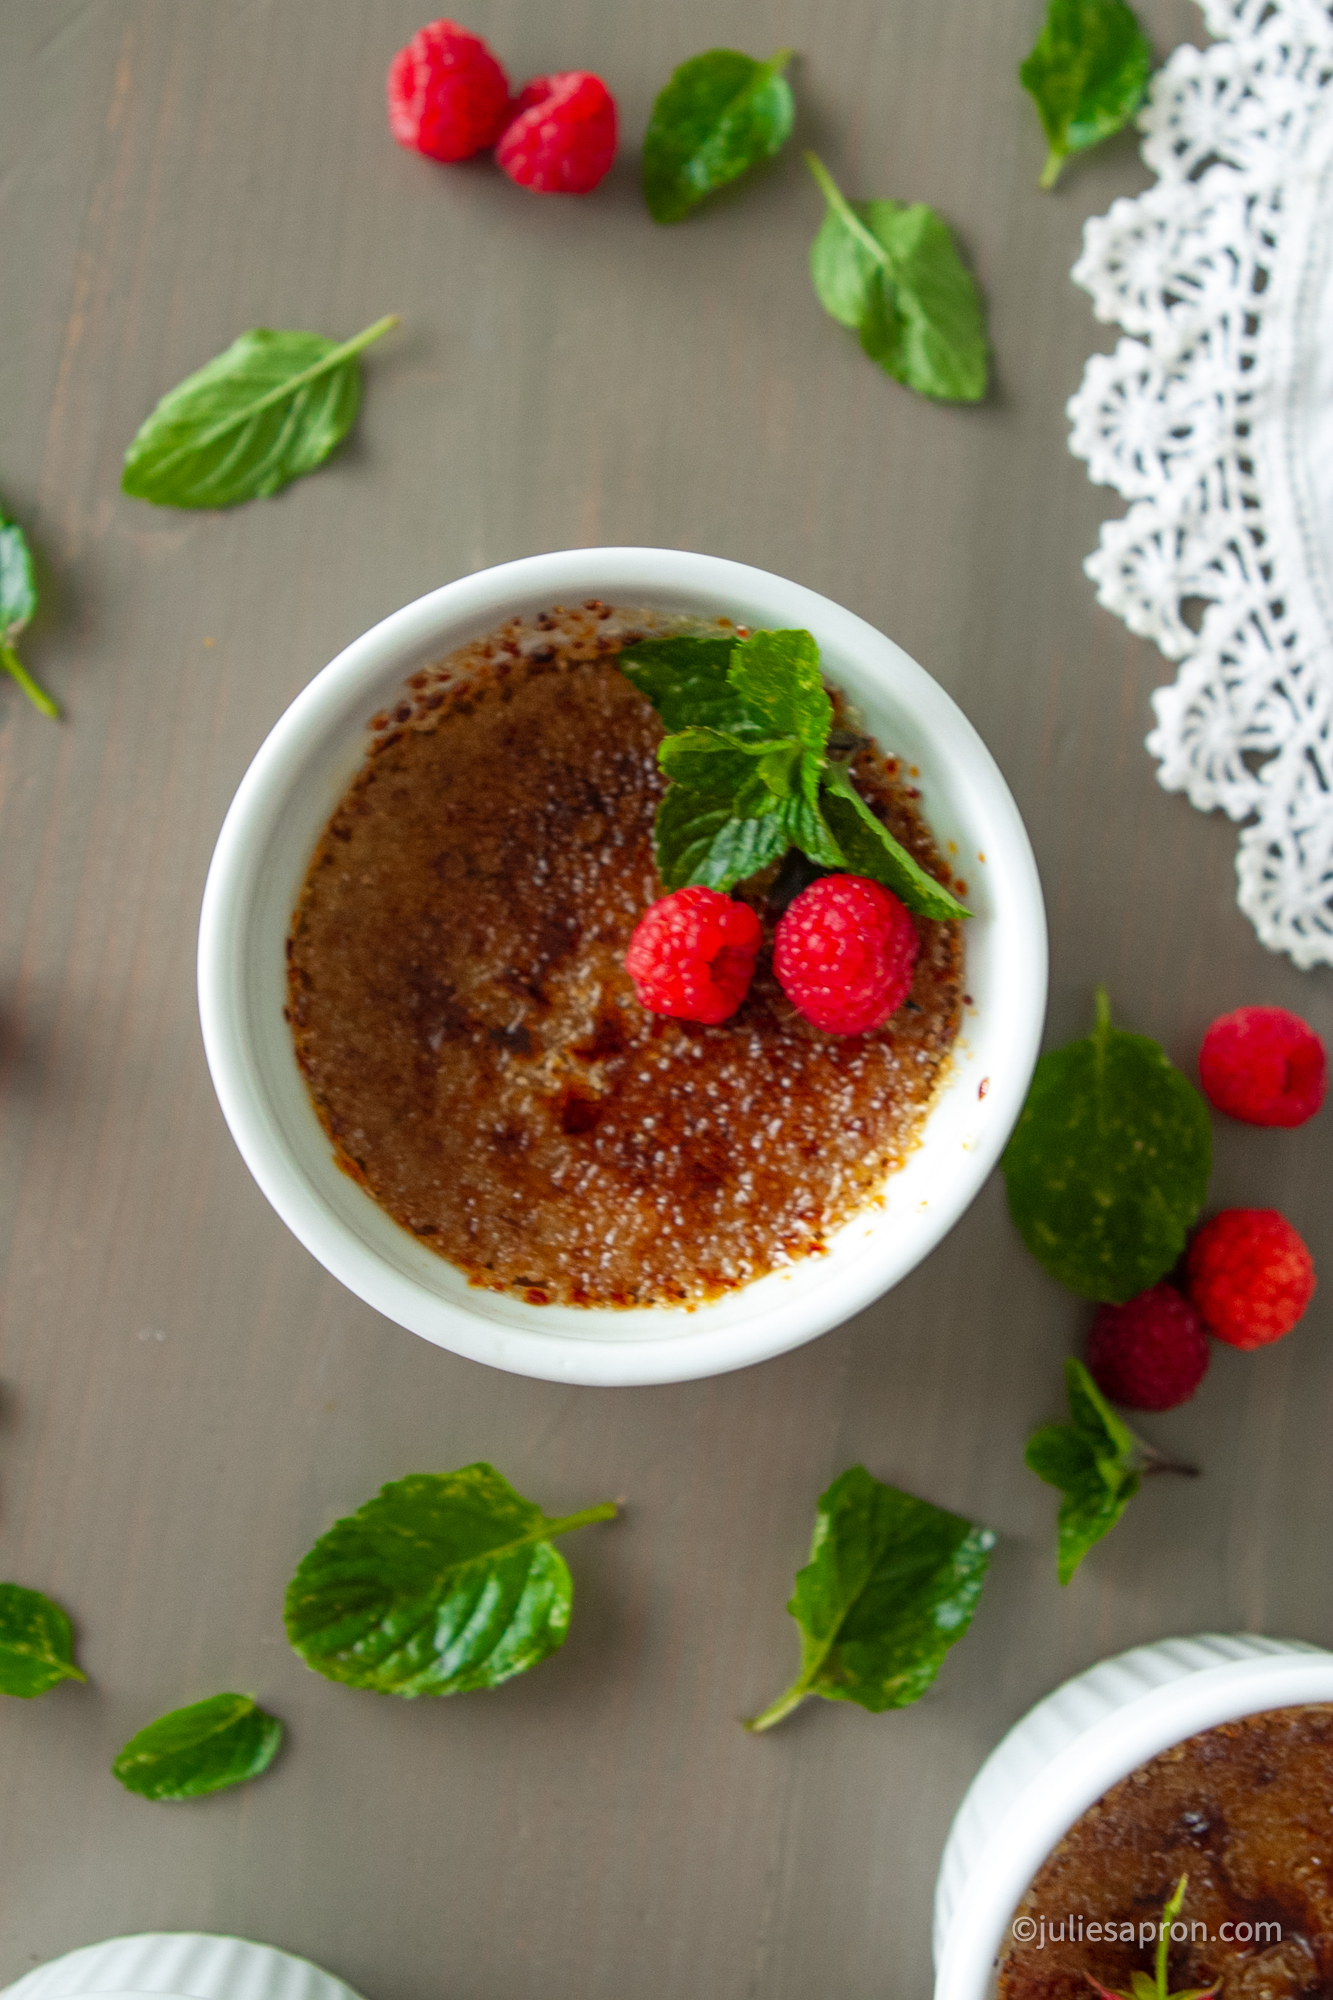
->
2, 4, 1329, 1998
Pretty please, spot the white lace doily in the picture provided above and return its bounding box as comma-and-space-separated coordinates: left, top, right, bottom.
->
1066, 0, 1333, 967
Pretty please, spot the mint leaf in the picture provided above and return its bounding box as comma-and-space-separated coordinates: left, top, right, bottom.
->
122, 314, 398, 509
819, 762, 970, 920
728, 629, 832, 751
775, 787, 845, 870
807, 155, 988, 402
658, 726, 792, 798
284, 1464, 617, 1697
746, 1468, 994, 1731
618, 634, 759, 736
0, 508, 58, 718
643, 48, 795, 225
1026, 1358, 1144, 1583
756, 742, 805, 798
0, 511, 36, 638
1020, 0, 1153, 190
112, 1693, 283, 1800
0, 1583, 85, 1697
654, 784, 792, 890
1002, 989, 1211, 1303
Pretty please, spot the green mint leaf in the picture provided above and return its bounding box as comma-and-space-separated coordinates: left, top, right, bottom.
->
643, 48, 795, 225
727, 628, 832, 751
654, 784, 792, 890
756, 741, 804, 798
121, 314, 398, 509
658, 726, 797, 798
1002, 988, 1211, 1302
0, 1583, 85, 1697
619, 634, 761, 736
819, 762, 969, 920
284, 1464, 617, 1697
746, 1468, 994, 1731
807, 155, 988, 402
0, 508, 58, 719
0, 511, 37, 643
781, 784, 846, 870
112, 1692, 283, 1800
1026, 1359, 1143, 1583
1020, 0, 1153, 189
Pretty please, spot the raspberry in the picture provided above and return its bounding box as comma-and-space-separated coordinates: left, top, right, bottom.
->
773, 875, 918, 1036
625, 886, 761, 1025
496, 72, 617, 193
1198, 1005, 1326, 1127
1186, 1209, 1316, 1349
387, 20, 511, 164
1086, 1284, 1210, 1411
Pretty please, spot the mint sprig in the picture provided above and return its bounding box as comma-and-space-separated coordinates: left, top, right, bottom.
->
0, 508, 59, 719
112, 1692, 283, 1800
0, 1582, 85, 1697
1087, 1875, 1220, 2000
806, 155, 988, 402
643, 48, 795, 225
746, 1467, 994, 1731
1020, 0, 1153, 191
619, 628, 970, 919
1002, 988, 1212, 1303
122, 315, 399, 509
285, 1464, 618, 1697
1026, 1359, 1197, 1584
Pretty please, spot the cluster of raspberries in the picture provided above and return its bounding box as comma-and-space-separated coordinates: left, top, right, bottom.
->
1088, 1007, 1324, 1411
388, 20, 617, 195
625, 878, 920, 1039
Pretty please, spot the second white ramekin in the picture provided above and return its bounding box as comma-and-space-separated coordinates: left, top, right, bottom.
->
933, 1632, 1333, 2000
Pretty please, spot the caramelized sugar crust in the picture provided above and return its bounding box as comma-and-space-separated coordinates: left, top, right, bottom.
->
1000, 1705, 1333, 2000
287, 606, 964, 1306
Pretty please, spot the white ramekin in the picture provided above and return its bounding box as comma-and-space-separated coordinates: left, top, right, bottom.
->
197, 547, 1047, 1386
0, 1935, 363, 2000
933, 1632, 1333, 2000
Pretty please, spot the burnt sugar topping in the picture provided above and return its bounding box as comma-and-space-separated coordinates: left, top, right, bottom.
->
285, 604, 964, 1307
1000, 1705, 1333, 2000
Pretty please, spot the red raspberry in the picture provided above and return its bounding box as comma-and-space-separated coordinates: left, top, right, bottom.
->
1187, 1208, 1316, 1349
1086, 1284, 1210, 1411
1198, 1005, 1326, 1127
387, 20, 511, 164
496, 72, 617, 193
625, 886, 761, 1025
773, 875, 918, 1036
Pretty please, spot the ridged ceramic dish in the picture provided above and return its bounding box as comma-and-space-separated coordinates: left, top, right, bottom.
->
932, 1632, 1333, 2000
0, 1935, 364, 2000
198, 547, 1047, 1385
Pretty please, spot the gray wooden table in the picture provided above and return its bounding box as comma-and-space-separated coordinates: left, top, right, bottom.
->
3, 4, 1329, 1997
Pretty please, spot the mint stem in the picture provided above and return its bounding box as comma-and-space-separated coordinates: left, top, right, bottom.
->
1, 643, 59, 718
547, 1500, 619, 1538
1039, 146, 1065, 190
1136, 1433, 1199, 1478
744, 1680, 808, 1733
803, 152, 892, 273
768, 46, 795, 74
